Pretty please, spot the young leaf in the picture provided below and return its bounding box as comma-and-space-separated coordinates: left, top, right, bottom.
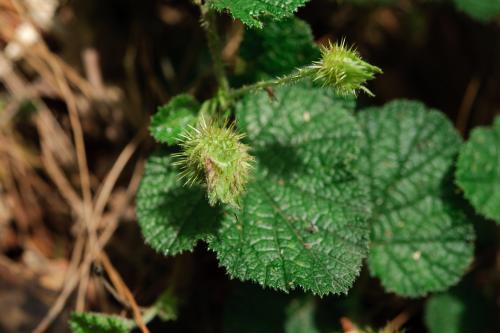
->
149, 95, 199, 145
69, 312, 132, 333
456, 116, 500, 222
237, 17, 319, 82
357, 100, 475, 297
453, 0, 500, 22
135, 154, 221, 255
209, 0, 310, 28
209, 83, 371, 296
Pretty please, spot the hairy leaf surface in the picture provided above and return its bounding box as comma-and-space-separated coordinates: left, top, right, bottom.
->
210, 0, 309, 28
357, 100, 474, 297
136, 154, 221, 255
209, 84, 370, 295
456, 116, 500, 222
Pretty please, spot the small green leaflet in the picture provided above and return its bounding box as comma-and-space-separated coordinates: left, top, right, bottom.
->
208, 83, 370, 296
135, 154, 221, 255
456, 116, 500, 222
69, 312, 132, 333
357, 100, 475, 297
236, 17, 319, 83
209, 0, 310, 28
149, 94, 199, 145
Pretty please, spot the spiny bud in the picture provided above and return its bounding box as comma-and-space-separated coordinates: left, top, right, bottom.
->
310, 40, 382, 96
174, 118, 254, 207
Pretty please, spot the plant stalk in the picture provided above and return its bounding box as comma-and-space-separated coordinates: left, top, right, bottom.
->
228, 67, 315, 99
201, 4, 229, 94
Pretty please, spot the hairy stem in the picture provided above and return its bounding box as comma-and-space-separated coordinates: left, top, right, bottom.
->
229, 67, 315, 99
201, 4, 229, 94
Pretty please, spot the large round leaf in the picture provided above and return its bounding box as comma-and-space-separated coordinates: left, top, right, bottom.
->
209, 84, 370, 296
357, 100, 475, 297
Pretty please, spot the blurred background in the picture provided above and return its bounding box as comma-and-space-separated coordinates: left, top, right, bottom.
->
0, 0, 498, 332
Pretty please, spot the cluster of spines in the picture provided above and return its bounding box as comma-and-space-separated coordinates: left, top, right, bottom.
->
174, 117, 254, 207
310, 40, 382, 96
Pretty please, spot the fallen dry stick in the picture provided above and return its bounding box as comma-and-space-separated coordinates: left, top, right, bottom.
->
101, 253, 150, 333
32, 160, 144, 333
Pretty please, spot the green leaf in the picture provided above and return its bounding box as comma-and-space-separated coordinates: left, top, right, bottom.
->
69, 312, 132, 333
209, 0, 310, 28
209, 83, 370, 296
424, 293, 465, 333
135, 153, 221, 255
237, 17, 319, 82
149, 95, 199, 145
357, 100, 475, 297
453, 0, 500, 22
456, 116, 500, 222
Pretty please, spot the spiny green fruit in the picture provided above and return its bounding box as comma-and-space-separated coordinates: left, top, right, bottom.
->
310, 40, 382, 96
174, 118, 254, 207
